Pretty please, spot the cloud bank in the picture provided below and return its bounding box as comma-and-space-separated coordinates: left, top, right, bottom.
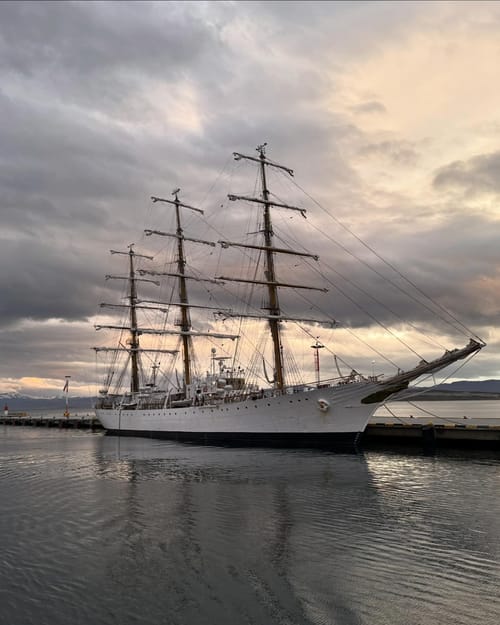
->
1, 0, 500, 394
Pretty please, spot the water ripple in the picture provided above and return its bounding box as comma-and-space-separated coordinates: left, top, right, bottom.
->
1, 428, 500, 625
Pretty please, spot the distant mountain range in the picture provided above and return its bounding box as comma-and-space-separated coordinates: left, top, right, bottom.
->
433, 379, 500, 392
0, 394, 95, 411
3, 379, 500, 410
399, 379, 500, 400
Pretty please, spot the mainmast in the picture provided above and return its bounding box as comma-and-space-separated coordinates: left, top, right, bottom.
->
259, 144, 285, 389
173, 189, 193, 386
219, 144, 331, 391
127, 245, 140, 393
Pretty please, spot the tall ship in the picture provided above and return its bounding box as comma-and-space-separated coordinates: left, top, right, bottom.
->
94, 145, 484, 448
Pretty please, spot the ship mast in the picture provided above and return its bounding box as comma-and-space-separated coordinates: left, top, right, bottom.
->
218, 144, 332, 391
95, 245, 179, 394
107, 245, 156, 393
259, 144, 285, 389
142, 190, 238, 391
127, 245, 140, 393
173, 189, 193, 385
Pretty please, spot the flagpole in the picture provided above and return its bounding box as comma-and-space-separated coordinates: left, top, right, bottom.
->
63, 375, 71, 418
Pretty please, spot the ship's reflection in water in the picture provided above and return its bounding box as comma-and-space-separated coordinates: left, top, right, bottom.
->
0, 430, 499, 625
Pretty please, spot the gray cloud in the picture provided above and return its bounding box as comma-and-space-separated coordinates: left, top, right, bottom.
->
0, 2, 225, 112
358, 139, 418, 166
433, 150, 500, 196
350, 101, 387, 115
0, 1, 496, 393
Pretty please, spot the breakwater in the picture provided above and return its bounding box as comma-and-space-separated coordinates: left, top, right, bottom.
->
1, 413, 101, 430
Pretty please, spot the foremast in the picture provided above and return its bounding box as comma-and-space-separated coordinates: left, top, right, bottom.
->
218, 144, 331, 391
155, 190, 195, 385
141, 190, 238, 392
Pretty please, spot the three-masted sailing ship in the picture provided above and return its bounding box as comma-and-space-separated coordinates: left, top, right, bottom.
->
94, 145, 484, 447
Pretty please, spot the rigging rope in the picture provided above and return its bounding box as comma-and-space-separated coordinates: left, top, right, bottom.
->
272, 226, 447, 354
286, 177, 483, 342
380, 350, 481, 424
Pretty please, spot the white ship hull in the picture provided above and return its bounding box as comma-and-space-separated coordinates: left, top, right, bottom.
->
96, 381, 382, 448
92, 145, 484, 452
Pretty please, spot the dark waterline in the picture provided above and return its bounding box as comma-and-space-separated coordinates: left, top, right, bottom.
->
1, 427, 499, 625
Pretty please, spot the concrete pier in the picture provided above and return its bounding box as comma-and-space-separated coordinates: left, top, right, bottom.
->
364, 415, 500, 447
0, 414, 102, 430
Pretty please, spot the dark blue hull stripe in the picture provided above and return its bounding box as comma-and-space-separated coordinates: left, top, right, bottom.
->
104, 429, 362, 449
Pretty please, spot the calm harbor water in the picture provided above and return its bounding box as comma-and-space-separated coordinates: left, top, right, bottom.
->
376, 399, 500, 423
1, 426, 499, 625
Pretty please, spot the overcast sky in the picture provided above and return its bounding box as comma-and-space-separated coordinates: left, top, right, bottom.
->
2, 0, 500, 397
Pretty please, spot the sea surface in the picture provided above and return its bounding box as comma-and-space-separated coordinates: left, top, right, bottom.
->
1, 420, 499, 625
376, 399, 500, 423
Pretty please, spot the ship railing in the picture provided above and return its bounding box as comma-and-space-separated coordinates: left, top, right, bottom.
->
137, 400, 167, 410
277, 374, 364, 395
95, 394, 123, 409
211, 375, 366, 402
130, 375, 367, 409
